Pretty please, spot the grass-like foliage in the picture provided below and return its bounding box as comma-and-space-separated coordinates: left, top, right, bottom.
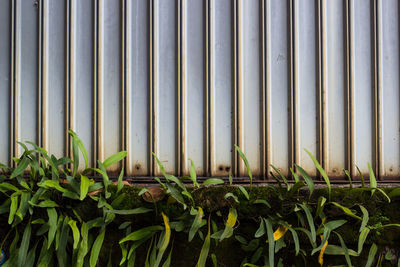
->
0, 131, 397, 266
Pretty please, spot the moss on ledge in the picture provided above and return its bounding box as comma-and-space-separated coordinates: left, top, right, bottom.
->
2, 185, 400, 266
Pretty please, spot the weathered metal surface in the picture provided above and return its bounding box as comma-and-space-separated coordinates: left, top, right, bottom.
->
1, 0, 400, 180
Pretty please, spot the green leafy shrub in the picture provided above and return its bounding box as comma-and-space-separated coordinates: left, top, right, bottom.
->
0, 131, 398, 266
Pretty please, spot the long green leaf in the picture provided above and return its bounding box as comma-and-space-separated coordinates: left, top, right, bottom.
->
324, 245, 358, 257
324, 219, 347, 231
330, 202, 362, 220
47, 208, 58, 248
305, 149, 331, 200
298, 204, 316, 243
90, 228, 106, 267
202, 178, 224, 186
238, 185, 250, 200
365, 243, 378, 267
253, 199, 271, 208
80, 175, 90, 200
270, 165, 289, 189
264, 218, 275, 267
105, 207, 152, 215
189, 207, 204, 241
120, 243, 128, 266
358, 227, 370, 255
76, 223, 89, 267
120, 226, 163, 243
0, 183, 20, 192
29, 200, 59, 208
335, 232, 351, 266
359, 205, 369, 232
224, 193, 239, 203
290, 167, 300, 183
18, 223, 31, 267
15, 191, 30, 221
56, 217, 70, 267
25, 242, 38, 267
196, 216, 211, 267
71, 133, 80, 177
235, 145, 252, 184
343, 169, 353, 189
255, 219, 266, 238
117, 168, 124, 194
355, 165, 365, 188
96, 162, 110, 196
8, 194, 19, 224
376, 188, 391, 203
10, 156, 30, 179
315, 196, 326, 220
68, 219, 81, 250
68, 129, 89, 169
189, 158, 199, 187
368, 163, 377, 196
102, 151, 127, 168
281, 222, 300, 256
37, 180, 68, 193
296, 165, 314, 197
165, 174, 186, 191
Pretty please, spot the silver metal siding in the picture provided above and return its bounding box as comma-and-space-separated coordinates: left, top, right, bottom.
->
1, 0, 400, 179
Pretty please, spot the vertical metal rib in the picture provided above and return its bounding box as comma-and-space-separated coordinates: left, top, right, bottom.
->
38, 0, 43, 149
149, 0, 159, 175
261, 0, 271, 179
177, 0, 187, 176
206, 0, 215, 176
373, 0, 383, 179
10, 0, 21, 163
121, 0, 126, 172
123, 0, 133, 175
234, 0, 244, 176
66, 0, 76, 158
289, 0, 299, 177
95, 0, 105, 164
345, 0, 355, 176
41, 0, 49, 151
317, 0, 328, 177
93, 0, 98, 167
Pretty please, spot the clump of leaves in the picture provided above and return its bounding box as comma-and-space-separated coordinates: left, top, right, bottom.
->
0, 134, 397, 266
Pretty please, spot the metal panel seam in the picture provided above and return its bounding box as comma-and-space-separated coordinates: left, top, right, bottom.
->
177, 0, 187, 176
317, 0, 328, 177
234, 0, 244, 176
205, 0, 215, 176
261, 0, 272, 180
289, 0, 299, 178
373, 0, 383, 179
345, 0, 355, 176
149, 0, 159, 176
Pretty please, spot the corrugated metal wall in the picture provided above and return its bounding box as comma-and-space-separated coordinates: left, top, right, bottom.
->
0, 0, 399, 180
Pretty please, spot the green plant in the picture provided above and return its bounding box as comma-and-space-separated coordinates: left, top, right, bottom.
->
0, 133, 398, 266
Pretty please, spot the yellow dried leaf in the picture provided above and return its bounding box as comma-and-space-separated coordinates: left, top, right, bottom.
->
162, 212, 170, 231
226, 209, 237, 227
318, 235, 328, 266
160, 212, 171, 252
273, 225, 288, 241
